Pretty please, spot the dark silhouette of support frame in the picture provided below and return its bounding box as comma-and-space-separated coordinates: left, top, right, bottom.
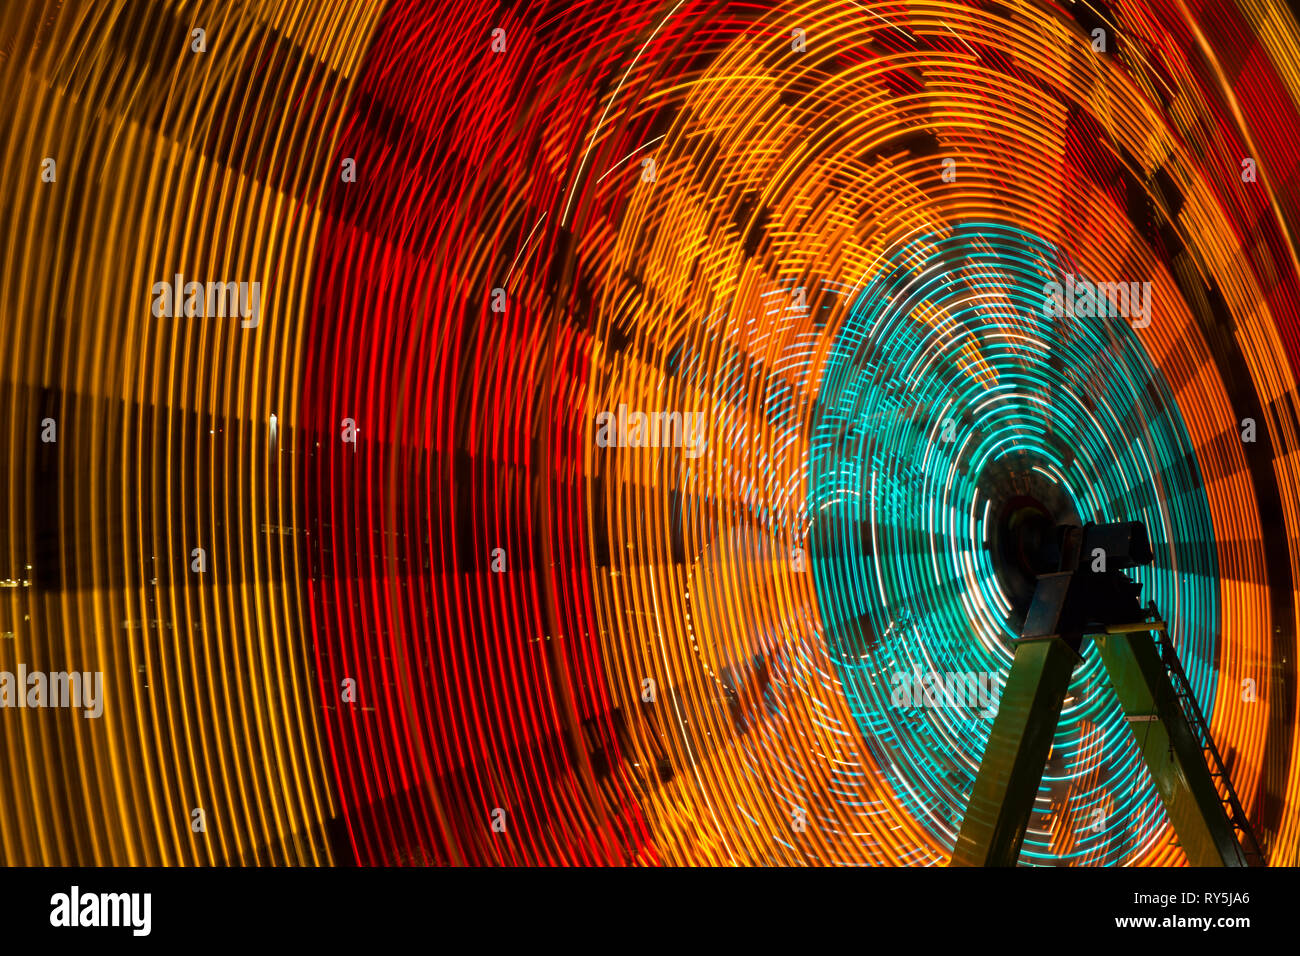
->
951, 523, 1262, 867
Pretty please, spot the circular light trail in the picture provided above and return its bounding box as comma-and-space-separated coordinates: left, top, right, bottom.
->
1, 0, 1299, 868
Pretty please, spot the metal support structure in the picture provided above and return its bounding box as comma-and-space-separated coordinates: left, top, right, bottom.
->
951, 521, 1264, 867
1095, 611, 1262, 866
952, 610, 1263, 866
950, 637, 1079, 867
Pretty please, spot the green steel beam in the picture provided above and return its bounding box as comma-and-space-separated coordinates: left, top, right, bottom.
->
950, 637, 1079, 867
1093, 629, 1247, 867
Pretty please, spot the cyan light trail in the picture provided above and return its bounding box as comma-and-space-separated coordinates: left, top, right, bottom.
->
810, 223, 1218, 865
